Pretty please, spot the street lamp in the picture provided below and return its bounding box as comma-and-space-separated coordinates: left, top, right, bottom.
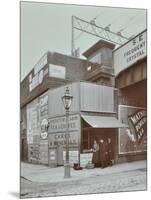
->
61, 86, 73, 178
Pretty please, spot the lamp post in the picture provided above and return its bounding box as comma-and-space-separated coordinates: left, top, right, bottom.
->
61, 86, 73, 178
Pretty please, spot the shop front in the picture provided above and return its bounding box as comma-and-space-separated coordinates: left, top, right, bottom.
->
80, 114, 127, 166
48, 112, 127, 167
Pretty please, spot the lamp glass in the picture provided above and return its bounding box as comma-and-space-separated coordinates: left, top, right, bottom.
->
62, 87, 73, 110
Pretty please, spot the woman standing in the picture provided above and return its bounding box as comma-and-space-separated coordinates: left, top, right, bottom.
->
99, 139, 108, 168
92, 140, 100, 167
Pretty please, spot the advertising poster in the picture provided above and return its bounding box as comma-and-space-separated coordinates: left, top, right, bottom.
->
118, 105, 147, 154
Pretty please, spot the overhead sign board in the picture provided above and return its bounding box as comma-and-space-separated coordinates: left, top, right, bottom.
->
114, 30, 147, 76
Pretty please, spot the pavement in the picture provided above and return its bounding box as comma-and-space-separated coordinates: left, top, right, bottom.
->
21, 160, 147, 183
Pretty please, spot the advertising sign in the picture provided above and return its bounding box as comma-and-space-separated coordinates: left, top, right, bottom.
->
49, 131, 79, 148
26, 92, 49, 143
118, 105, 147, 154
128, 109, 147, 144
26, 98, 40, 143
49, 114, 80, 133
39, 93, 49, 140
29, 67, 48, 92
29, 69, 44, 92
114, 30, 147, 76
48, 114, 80, 148
49, 64, 66, 79
34, 53, 47, 74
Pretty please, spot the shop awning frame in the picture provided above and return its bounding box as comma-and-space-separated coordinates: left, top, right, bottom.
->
81, 114, 128, 128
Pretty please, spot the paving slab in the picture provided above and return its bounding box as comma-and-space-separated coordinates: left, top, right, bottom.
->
21, 160, 147, 183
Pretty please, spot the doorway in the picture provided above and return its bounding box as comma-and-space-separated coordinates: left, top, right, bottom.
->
82, 128, 116, 161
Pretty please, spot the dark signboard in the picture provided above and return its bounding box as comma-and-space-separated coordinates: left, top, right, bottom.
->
128, 109, 147, 144
119, 105, 147, 154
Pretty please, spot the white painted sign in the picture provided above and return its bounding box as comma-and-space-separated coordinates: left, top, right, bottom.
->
29, 69, 44, 92
29, 68, 48, 92
49, 64, 65, 79
63, 150, 79, 163
114, 30, 147, 76
34, 53, 47, 74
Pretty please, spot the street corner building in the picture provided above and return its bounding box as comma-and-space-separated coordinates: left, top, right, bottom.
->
20, 30, 147, 168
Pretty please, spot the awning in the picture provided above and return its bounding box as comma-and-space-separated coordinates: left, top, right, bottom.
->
81, 115, 127, 128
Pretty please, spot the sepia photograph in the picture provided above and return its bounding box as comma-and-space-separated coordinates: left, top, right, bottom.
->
20, 1, 147, 198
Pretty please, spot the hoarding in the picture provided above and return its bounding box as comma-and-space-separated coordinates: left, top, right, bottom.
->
118, 105, 147, 154
114, 30, 147, 76
26, 98, 40, 144
26, 92, 49, 144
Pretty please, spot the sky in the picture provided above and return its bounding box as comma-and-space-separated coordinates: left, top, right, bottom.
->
21, 1, 147, 80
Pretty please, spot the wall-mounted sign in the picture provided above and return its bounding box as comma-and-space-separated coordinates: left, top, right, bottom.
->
26, 98, 40, 135
40, 132, 48, 140
40, 118, 49, 140
39, 94, 48, 118
114, 30, 147, 76
48, 114, 80, 148
128, 109, 147, 144
49, 114, 80, 133
48, 131, 79, 148
118, 105, 147, 154
29, 67, 48, 92
29, 69, 44, 92
49, 64, 66, 79
34, 53, 47, 74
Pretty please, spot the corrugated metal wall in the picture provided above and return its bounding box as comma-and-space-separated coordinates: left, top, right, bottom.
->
48, 82, 114, 117
80, 82, 114, 112
48, 82, 80, 117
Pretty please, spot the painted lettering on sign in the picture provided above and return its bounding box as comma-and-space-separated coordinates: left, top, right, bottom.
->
49, 64, 66, 79
29, 67, 48, 92
48, 131, 79, 148
118, 105, 147, 154
34, 53, 47, 74
49, 114, 80, 133
29, 70, 44, 92
114, 30, 147, 75
128, 109, 147, 144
